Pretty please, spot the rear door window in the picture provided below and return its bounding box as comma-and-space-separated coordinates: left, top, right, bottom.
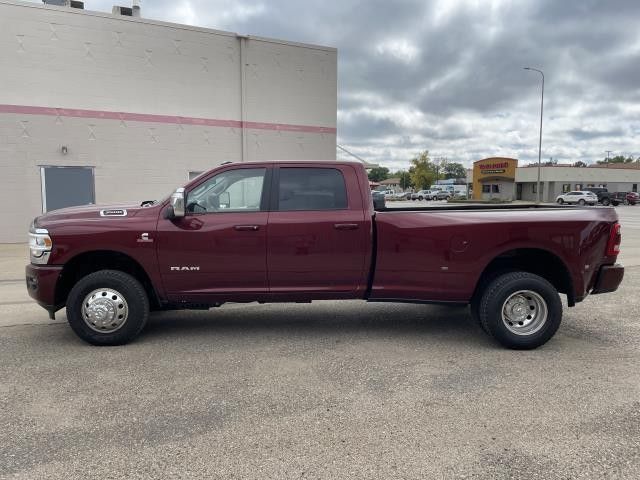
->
276, 168, 348, 211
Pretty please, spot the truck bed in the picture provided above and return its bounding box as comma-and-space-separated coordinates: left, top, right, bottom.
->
370, 205, 619, 304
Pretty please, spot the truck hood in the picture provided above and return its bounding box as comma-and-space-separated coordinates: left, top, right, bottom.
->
35, 202, 156, 226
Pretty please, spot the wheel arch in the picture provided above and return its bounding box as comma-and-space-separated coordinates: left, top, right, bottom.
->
55, 250, 161, 310
472, 247, 575, 307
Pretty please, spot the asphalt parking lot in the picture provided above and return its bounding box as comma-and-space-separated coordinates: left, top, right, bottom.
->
1, 205, 639, 479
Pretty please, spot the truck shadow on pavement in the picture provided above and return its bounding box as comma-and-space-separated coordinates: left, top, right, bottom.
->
140, 301, 491, 347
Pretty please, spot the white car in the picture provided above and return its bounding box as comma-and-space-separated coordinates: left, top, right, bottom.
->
556, 191, 597, 205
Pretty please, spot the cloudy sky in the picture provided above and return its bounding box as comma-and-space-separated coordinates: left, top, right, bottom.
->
71, 0, 640, 169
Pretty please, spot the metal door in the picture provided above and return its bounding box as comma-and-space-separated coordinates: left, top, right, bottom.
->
41, 166, 95, 212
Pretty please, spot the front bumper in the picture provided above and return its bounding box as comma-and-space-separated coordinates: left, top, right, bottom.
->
591, 264, 624, 294
25, 264, 63, 317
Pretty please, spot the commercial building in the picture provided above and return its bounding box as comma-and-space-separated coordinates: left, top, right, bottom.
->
471, 157, 518, 201
515, 163, 640, 202
0, 0, 337, 242
468, 158, 640, 202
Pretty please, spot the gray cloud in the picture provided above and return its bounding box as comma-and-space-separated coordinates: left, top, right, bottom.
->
77, 0, 640, 169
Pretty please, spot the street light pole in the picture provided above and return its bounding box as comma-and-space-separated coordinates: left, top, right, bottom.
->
524, 67, 544, 204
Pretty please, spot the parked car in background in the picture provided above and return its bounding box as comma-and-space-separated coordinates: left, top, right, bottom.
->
411, 190, 435, 201
611, 191, 638, 205
582, 187, 619, 206
556, 191, 598, 205
435, 190, 452, 200
394, 191, 412, 200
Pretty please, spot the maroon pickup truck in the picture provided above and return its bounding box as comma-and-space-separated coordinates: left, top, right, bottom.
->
26, 160, 624, 349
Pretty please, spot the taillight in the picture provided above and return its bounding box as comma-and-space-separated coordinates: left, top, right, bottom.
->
606, 222, 621, 257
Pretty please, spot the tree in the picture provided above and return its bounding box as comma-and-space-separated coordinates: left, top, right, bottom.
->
392, 170, 412, 189
443, 162, 467, 180
408, 150, 437, 189
597, 155, 633, 164
573, 160, 587, 167
367, 167, 389, 182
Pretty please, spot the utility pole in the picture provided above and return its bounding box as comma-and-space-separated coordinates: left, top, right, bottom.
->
605, 150, 613, 167
524, 67, 544, 204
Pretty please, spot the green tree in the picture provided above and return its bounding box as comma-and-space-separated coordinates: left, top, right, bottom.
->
367, 167, 389, 182
443, 162, 467, 180
597, 155, 633, 164
392, 170, 412, 189
409, 151, 437, 189
573, 160, 587, 167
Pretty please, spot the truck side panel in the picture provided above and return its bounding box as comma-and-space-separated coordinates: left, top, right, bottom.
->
370, 208, 619, 303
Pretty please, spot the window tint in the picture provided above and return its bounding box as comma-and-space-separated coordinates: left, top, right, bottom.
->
277, 168, 348, 211
186, 168, 265, 213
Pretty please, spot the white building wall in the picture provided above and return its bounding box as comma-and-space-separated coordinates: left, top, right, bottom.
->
0, 0, 337, 242
515, 167, 640, 202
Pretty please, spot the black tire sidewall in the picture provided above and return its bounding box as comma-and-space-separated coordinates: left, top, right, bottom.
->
480, 273, 562, 349
66, 270, 149, 345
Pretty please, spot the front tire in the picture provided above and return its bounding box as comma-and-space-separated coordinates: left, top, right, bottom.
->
601, 198, 611, 206
557, 198, 564, 204
478, 272, 562, 349
66, 270, 149, 346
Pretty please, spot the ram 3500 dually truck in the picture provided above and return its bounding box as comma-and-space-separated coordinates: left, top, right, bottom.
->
26, 161, 624, 349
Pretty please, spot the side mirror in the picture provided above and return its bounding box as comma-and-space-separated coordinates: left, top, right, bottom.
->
219, 191, 230, 209
169, 187, 186, 218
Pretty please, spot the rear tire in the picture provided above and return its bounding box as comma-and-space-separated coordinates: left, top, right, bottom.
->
478, 272, 562, 349
418, 196, 423, 201
578, 199, 586, 205
66, 270, 149, 346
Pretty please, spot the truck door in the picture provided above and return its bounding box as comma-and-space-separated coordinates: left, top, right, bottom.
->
156, 166, 270, 302
266, 165, 369, 295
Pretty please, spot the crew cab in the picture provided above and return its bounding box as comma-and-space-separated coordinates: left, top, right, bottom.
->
26, 161, 624, 349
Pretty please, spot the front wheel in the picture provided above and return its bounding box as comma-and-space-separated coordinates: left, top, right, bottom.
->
601, 198, 611, 206
66, 270, 150, 345
557, 198, 564, 204
478, 272, 562, 349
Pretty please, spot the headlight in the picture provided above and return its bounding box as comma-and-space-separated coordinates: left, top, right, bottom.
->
29, 223, 52, 265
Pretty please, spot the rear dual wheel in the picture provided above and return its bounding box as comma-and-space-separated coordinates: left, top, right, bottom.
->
471, 271, 562, 349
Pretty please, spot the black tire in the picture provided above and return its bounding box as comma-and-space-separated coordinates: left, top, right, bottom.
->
478, 271, 562, 349
66, 270, 149, 346
577, 199, 585, 205
469, 294, 486, 333
557, 198, 564, 204
601, 198, 611, 206
418, 196, 423, 201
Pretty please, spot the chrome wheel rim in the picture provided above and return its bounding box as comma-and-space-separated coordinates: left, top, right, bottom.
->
82, 288, 129, 333
501, 290, 547, 335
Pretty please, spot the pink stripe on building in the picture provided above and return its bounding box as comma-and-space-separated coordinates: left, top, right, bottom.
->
0, 104, 336, 134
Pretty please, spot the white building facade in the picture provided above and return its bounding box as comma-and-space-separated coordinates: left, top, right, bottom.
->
0, 0, 337, 242
515, 165, 640, 202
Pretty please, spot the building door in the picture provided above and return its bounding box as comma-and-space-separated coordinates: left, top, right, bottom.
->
516, 183, 523, 200
40, 166, 95, 212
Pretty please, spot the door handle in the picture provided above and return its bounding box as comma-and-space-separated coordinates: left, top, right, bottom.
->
333, 223, 359, 230
234, 225, 260, 231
